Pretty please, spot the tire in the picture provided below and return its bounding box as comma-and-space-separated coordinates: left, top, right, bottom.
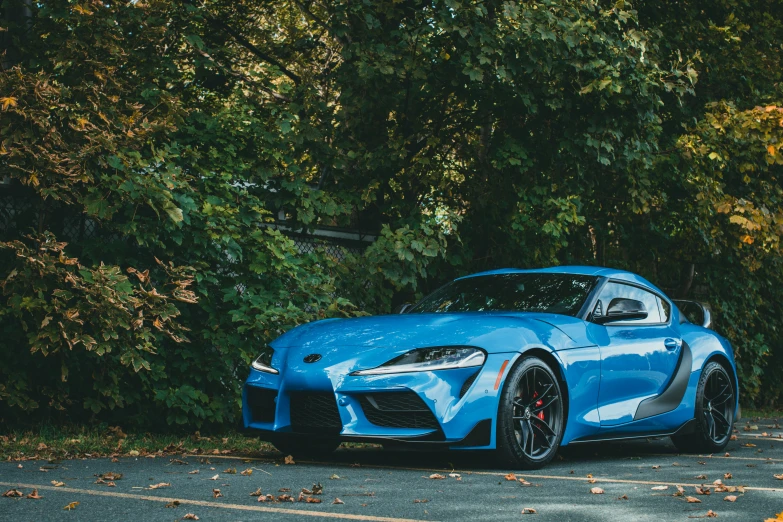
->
271, 436, 341, 458
671, 361, 735, 454
496, 356, 565, 469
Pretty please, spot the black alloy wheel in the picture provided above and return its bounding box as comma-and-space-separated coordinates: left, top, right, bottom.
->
497, 356, 565, 469
672, 361, 735, 453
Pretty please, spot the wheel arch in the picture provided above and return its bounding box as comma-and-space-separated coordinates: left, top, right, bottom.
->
703, 352, 739, 411
515, 347, 570, 436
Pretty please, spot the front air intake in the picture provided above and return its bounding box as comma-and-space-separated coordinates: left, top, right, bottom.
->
358, 391, 440, 429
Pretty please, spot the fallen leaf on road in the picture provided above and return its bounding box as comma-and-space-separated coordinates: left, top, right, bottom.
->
428, 474, 446, 480
695, 487, 711, 495
519, 479, 532, 486
2, 489, 23, 497
774, 474, 783, 480
223, 468, 236, 474
414, 499, 429, 504
188, 470, 199, 475
724, 473, 732, 480
713, 479, 723, 486
730, 435, 738, 441
687, 511, 718, 519
26, 489, 43, 499
148, 483, 171, 489
128, 450, 140, 457
686, 496, 702, 503
240, 469, 252, 476
617, 494, 629, 500
250, 488, 262, 496
99, 472, 122, 480
279, 488, 291, 492
284, 455, 295, 465
521, 507, 537, 514
277, 494, 294, 502
333, 498, 344, 505
674, 486, 686, 497
763, 511, 783, 521
312, 483, 323, 495
165, 500, 180, 508
724, 495, 737, 502
652, 485, 668, 491
183, 514, 199, 520
330, 474, 341, 480
590, 487, 604, 494
63, 502, 79, 510
652, 465, 661, 469
504, 473, 517, 481
725, 452, 731, 457
587, 478, 596, 484
695, 475, 708, 480
304, 497, 322, 504
210, 474, 219, 480
213, 489, 223, 498
449, 473, 461, 479
51, 481, 65, 487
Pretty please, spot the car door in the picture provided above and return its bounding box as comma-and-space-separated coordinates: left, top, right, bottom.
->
590, 281, 681, 426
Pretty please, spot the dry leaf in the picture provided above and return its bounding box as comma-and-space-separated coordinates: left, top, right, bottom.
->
730, 435, 738, 441
695, 475, 708, 480
165, 500, 181, 508
26, 489, 43, 499
51, 481, 65, 487
652, 465, 661, 469
279, 488, 291, 492
284, 455, 295, 465
147, 483, 170, 489
330, 474, 341, 480
449, 473, 461, 479
686, 496, 702, 503
183, 515, 199, 520
590, 487, 604, 494
250, 488, 262, 496
695, 487, 711, 495
504, 473, 517, 481
428, 473, 446, 480
519, 479, 532, 486
713, 479, 723, 486
63, 502, 80, 511
588, 478, 597, 484
223, 468, 236, 474
312, 483, 323, 495
774, 474, 783, 480
240, 469, 252, 476
2, 489, 23, 498
99, 472, 123, 480
333, 498, 345, 505
414, 499, 429, 504
674, 486, 686, 497
304, 496, 322, 504
652, 485, 668, 491
617, 494, 629, 500
213, 489, 223, 498
724, 473, 732, 480
210, 474, 219, 480
277, 494, 294, 502
724, 495, 737, 502
188, 470, 199, 475
521, 507, 537, 514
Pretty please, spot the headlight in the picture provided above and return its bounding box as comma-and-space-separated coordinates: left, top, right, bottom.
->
351, 346, 485, 376
251, 346, 278, 374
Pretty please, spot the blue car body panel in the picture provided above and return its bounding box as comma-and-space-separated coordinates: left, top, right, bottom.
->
242, 266, 739, 450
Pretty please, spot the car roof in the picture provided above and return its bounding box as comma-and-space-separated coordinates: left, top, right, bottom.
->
458, 266, 668, 298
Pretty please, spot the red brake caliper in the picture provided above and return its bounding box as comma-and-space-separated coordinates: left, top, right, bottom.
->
534, 391, 544, 421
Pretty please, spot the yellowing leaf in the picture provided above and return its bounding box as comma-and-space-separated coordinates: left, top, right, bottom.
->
0, 97, 17, 110
768, 145, 777, 156
63, 501, 79, 510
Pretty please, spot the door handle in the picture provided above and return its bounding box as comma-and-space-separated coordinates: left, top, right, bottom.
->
664, 338, 680, 350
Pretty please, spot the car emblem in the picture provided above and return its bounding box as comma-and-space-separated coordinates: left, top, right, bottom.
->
303, 354, 322, 363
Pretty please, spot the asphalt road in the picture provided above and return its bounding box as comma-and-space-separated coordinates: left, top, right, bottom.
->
2, 427, 783, 521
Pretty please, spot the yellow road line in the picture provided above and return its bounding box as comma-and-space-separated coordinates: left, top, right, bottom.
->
184, 455, 783, 493
0, 481, 427, 522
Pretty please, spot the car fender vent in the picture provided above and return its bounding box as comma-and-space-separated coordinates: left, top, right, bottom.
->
358, 392, 440, 429
459, 371, 480, 398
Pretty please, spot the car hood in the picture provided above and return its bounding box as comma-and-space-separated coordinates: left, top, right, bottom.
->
273, 312, 590, 354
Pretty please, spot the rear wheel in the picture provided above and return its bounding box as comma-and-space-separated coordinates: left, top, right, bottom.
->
271, 436, 340, 459
671, 362, 735, 453
496, 356, 565, 469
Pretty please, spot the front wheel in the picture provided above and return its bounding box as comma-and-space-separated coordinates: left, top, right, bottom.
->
496, 356, 565, 469
671, 362, 735, 453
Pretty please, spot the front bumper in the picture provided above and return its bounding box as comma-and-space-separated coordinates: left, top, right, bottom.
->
242, 353, 513, 449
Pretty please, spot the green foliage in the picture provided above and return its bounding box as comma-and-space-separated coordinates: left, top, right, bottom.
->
0, 0, 781, 427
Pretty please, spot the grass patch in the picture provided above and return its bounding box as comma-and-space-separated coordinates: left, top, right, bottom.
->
0, 424, 276, 462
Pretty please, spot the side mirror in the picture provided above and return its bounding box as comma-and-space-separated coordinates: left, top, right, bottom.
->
394, 303, 414, 314
594, 298, 648, 324
672, 300, 712, 329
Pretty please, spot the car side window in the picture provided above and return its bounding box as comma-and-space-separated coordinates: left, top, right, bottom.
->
657, 297, 671, 323
593, 282, 663, 325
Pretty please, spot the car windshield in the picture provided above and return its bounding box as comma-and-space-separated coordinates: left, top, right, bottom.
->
409, 273, 599, 316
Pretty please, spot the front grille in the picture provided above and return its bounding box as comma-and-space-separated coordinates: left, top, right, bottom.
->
289, 392, 342, 434
246, 386, 277, 423
359, 392, 440, 429
460, 371, 479, 398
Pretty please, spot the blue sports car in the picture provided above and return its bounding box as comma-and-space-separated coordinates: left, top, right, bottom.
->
242, 266, 738, 469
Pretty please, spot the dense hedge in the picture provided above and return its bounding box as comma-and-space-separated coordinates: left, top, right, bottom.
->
0, 0, 781, 428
